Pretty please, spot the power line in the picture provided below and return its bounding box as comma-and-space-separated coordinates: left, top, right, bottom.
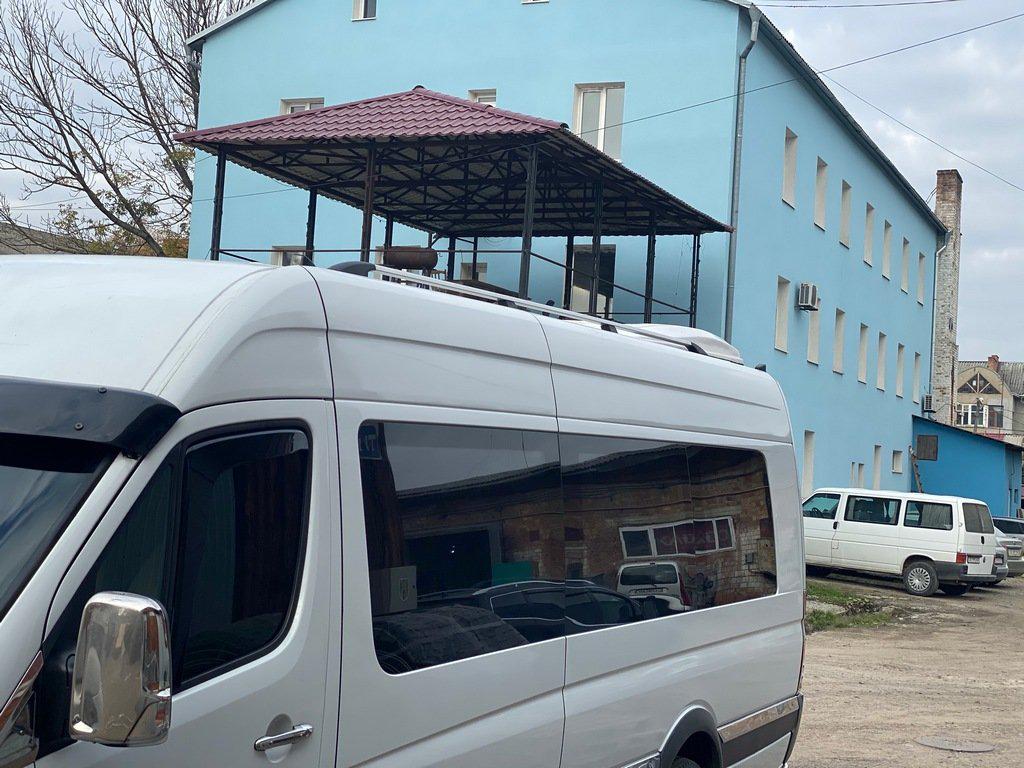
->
822, 73, 1024, 193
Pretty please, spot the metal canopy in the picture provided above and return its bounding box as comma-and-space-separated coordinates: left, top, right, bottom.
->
175, 87, 730, 239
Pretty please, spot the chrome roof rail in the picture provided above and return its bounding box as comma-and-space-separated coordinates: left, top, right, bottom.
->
329, 263, 744, 364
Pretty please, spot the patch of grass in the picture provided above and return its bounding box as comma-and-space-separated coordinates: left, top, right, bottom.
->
805, 608, 894, 634
806, 580, 866, 607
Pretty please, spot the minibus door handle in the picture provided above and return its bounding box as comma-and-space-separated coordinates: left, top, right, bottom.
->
254, 724, 314, 752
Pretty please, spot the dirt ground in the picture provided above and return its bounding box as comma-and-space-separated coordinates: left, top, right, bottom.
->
790, 574, 1024, 767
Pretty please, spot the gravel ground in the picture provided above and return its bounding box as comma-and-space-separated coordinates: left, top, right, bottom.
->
790, 574, 1024, 768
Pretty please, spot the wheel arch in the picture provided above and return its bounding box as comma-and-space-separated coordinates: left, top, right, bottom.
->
902, 554, 934, 571
661, 706, 723, 768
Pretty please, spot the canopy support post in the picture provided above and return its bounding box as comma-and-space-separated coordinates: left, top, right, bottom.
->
589, 181, 604, 316
644, 220, 657, 323
690, 235, 702, 328
384, 216, 394, 249
210, 148, 227, 261
304, 188, 317, 266
447, 236, 457, 281
562, 234, 575, 310
518, 144, 539, 298
360, 142, 377, 262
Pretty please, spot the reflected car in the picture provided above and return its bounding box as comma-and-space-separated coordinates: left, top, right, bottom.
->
616, 561, 690, 609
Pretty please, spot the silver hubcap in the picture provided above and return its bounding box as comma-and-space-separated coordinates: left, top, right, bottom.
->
908, 567, 931, 593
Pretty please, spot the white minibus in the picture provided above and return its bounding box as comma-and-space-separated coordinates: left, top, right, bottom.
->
803, 487, 999, 596
0, 256, 805, 768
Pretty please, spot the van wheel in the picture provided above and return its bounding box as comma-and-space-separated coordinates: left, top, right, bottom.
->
903, 560, 938, 596
939, 583, 971, 596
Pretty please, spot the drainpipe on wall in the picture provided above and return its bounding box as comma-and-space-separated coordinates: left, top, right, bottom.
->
724, 6, 761, 344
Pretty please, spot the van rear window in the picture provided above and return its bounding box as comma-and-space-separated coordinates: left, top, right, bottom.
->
619, 564, 678, 586
964, 503, 995, 534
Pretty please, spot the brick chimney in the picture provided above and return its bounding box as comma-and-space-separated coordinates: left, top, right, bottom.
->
988, 354, 1000, 372
930, 169, 963, 424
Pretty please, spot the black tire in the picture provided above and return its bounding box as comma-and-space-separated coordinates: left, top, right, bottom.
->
939, 583, 971, 596
902, 560, 939, 596
672, 760, 701, 768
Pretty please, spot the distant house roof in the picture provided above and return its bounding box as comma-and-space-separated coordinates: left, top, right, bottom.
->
185, 1, 947, 237
0, 224, 76, 255
175, 87, 731, 238
959, 360, 1024, 397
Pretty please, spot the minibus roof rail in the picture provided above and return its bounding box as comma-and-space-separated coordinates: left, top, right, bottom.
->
326, 262, 744, 365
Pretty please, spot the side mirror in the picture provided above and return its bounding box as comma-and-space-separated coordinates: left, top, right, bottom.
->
69, 592, 172, 748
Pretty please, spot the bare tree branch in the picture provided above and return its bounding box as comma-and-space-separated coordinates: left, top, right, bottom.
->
0, 0, 247, 256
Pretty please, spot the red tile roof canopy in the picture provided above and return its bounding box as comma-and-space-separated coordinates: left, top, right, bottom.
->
175, 87, 730, 238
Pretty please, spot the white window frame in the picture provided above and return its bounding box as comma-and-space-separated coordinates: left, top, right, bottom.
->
872, 445, 882, 490
892, 450, 904, 474
775, 276, 790, 353
807, 307, 821, 365
468, 88, 497, 106
864, 203, 875, 265
270, 246, 306, 266
917, 252, 926, 304
896, 343, 905, 398
802, 431, 816, 498
459, 261, 488, 281
858, 323, 869, 383
913, 353, 922, 403
882, 221, 892, 279
839, 181, 852, 247
876, 332, 887, 391
833, 308, 845, 374
814, 158, 828, 230
281, 97, 325, 115
618, 516, 737, 560
352, 0, 376, 20
782, 129, 798, 207
573, 82, 625, 160
901, 237, 910, 293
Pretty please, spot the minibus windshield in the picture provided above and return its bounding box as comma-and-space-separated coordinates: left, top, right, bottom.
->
0, 434, 114, 621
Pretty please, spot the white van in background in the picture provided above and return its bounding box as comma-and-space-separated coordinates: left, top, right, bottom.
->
0, 256, 805, 768
803, 488, 999, 596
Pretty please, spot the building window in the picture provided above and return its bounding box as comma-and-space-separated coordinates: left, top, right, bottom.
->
896, 343, 905, 398
959, 373, 1000, 395
833, 309, 845, 373
352, 0, 376, 20
281, 97, 325, 115
917, 252, 926, 304
574, 83, 625, 160
892, 450, 904, 474
570, 245, 616, 316
814, 158, 828, 230
913, 353, 921, 403
882, 221, 892, 279
782, 129, 798, 207
271, 247, 306, 266
858, 324, 868, 383
872, 445, 882, 490
839, 181, 852, 247
857, 462, 866, 487
864, 203, 875, 265
850, 462, 857, 485
468, 89, 497, 106
876, 332, 887, 391
807, 308, 820, 365
957, 404, 1005, 429
802, 430, 816, 498
775, 277, 791, 353
901, 238, 910, 293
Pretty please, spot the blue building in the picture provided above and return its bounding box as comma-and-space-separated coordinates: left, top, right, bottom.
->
185, 0, 947, 492
912, 417, 1024, 519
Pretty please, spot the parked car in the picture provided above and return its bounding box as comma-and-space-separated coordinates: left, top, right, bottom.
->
993, 516, 1024, 544
0, 256, 805, 768
994, 532, 1024, 578
803, 488, 999, 596
992, 546, 1010, 584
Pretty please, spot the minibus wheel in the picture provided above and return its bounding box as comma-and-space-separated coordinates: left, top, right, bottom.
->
902, 560, 938, 596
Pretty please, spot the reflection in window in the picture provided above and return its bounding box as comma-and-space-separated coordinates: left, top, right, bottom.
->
802, 493, 840, 520
562, 436, 776, 616
359, 422, 563, 674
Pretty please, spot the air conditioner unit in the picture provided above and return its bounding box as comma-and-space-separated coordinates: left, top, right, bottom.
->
922, 394, 936, 414
796, 282, 819, 311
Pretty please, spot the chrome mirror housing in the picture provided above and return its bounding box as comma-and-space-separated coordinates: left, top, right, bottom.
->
69, 592, 171, 748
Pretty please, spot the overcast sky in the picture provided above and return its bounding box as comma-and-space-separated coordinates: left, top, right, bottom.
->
3, 0, 1021, 360
764, 0, 1024, 361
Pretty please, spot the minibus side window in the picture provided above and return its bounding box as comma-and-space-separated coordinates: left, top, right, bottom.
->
802, 493, 841, 520
845, 496, 900, 525
903, 502, 953, 531
358, 422, 563, 675
561, 435, 776, 621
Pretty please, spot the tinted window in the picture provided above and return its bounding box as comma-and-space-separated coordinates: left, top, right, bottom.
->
904, 501, 953, 531
561, 436, 776, 621
359, 423, 563, 674
964, 503, 995, 534
845, 496, 900, 525
994, 518, 1024, 535
802, 493, 841, 520
173, 431, 309, 686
